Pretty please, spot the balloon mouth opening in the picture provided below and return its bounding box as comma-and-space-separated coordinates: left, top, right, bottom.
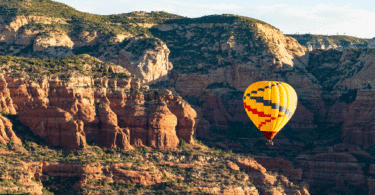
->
261, 131, 278, 140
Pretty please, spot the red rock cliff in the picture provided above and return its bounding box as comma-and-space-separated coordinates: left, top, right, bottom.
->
0, 74, 196, 150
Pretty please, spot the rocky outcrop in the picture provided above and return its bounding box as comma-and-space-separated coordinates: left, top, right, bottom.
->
251, 156, 303, 182
147, 100, 179, 149
0, 76, 21, 146
0, 15, 75, 59
71, 31, 100, 48
164, 91, 197, 144
0, 76, 16, 114
19, 106, 86, 150
0, 16, 68, 44
106, 164, 163, 186
32, 30, 74, 59
0, 114, 22, 146
97, 103, 133, 150
99, 36, 173, 84
197, 186, 259, 195
235, 157, 309, 195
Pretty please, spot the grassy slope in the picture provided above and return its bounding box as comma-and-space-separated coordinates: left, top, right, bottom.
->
164, 14, 278, 29
0, 54, 130, 80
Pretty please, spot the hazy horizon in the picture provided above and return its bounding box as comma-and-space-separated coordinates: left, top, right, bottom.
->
51, 0, 375, 39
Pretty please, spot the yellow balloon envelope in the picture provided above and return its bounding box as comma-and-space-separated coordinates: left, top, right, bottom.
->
243, 81, 298, 140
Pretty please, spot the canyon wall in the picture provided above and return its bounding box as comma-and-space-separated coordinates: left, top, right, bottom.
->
0, 74, 196, 151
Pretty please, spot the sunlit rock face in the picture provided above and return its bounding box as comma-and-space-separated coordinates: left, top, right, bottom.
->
0, 74, 196, 151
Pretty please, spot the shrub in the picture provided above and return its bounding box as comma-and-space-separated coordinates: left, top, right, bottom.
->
179, 139, 188, 148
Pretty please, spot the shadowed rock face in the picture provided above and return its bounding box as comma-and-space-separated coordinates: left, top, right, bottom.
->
19, 106, 86, 150
0, 76, 16, 114
97, 103, 133, 151
0, 76, 21, 146
295, 152, 367, 195
0, 114, 22, 146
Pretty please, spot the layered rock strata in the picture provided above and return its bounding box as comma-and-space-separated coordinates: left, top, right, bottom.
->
296, 152, 368, 195
0, 74, 196, 150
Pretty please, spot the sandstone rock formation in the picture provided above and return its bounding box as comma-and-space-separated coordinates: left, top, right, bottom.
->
0, 75, 16, 114
99, 36, 173, 84
235, 157, 309, 195
164, 91, 197, 144
0, 114, 22, 146
0, 15, 74, 59
19, 106, 86, 150
0, 72, 196, 151
297, 152, 366, 195
250, 156, 302, 182
147, 100, 179, 149
97, 103, 133, 151
32, 30, 74, 59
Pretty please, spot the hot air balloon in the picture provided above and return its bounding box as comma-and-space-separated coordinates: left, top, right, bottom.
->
243, 81, 297, 145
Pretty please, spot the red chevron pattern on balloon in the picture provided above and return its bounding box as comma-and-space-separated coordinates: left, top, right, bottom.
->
244, 102, 283, 133
257, 116, 281, 129
243, 102, 271, 117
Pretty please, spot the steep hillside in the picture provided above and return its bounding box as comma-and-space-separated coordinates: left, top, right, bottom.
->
150, 14, 305, 74
0, 0, 184, 59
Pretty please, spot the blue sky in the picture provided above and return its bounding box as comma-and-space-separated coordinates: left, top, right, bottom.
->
53, 0, 375, 38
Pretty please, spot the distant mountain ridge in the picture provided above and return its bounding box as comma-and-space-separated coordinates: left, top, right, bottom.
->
287, 34, 373, 51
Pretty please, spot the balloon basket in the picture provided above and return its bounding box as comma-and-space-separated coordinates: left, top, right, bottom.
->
266, 140, 274, 146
